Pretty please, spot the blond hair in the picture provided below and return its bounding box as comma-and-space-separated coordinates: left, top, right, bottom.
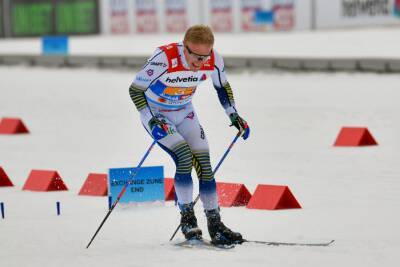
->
183, 25, 214, 45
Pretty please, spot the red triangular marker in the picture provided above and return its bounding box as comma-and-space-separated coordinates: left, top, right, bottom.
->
246, 184, 301, 210
0, 167, 14, 187
216, 182, 252, 207
79, 173, 108, 196
22, 170, 68, 191
334, 127, 377, 146
164, 178, 175, 201
0, 118, 29, 134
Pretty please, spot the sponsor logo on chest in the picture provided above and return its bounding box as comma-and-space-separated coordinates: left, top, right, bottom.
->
163, 72, 208, 86
166, 76, 198, 83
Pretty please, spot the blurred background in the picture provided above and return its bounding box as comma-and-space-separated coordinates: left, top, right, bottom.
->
0, 0, 399, 38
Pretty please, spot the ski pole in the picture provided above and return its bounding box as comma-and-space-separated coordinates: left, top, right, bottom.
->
86, 140, 157, 249
169, 130, 243, 241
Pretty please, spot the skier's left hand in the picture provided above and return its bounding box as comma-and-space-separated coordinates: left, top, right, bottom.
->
229, 113, 250, 140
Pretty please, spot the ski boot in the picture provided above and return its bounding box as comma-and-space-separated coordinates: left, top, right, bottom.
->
180, 203, 202, 240
205, 208, 244, 246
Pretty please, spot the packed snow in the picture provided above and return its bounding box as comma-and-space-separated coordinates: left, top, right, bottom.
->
1, 64, 400, 266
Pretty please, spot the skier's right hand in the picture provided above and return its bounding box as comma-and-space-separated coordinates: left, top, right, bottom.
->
148, 116, 169, 140
229, 112, 250, 140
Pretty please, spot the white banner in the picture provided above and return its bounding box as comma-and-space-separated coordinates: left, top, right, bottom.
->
273, 0, 295, 30
240, 0, 296, 31
135, 0, 158, 33
110, 0, 130, 34
165, 0, 188, 32
241, 0, 266, 31
210, 0, 234, 32
316, 0, 400, 28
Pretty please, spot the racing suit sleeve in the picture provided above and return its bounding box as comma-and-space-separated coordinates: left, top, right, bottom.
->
210, 50, 237, 117
129, 49, 168, 123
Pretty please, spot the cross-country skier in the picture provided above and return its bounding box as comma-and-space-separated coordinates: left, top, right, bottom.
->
129, 25, 250, 246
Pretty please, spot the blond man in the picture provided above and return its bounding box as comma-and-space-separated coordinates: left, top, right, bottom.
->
129, 25, 249, 245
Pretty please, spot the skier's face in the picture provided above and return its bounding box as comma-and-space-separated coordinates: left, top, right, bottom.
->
184, 42, 213, 71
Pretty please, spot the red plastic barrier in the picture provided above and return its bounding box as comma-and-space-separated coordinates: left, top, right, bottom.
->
246, 184, 301, 210
216, 182, 252, 207
334, 127, 377, 146
0, 167, 14, 187
78, 173, 108, 196
164, 178, 175, 201
22, 170, 68, 191
0, 118, 29, 134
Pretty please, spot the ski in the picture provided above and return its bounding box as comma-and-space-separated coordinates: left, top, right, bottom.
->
174, 238, 236, 250
172, 238, 335, 249
243, 239, 335, 247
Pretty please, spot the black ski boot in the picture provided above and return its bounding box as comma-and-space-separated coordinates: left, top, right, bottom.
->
205, 208, 244, 246
180, 203, 202, 240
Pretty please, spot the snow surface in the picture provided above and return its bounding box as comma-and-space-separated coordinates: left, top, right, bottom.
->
1, 27, 400, 58
1, 65, 400, 267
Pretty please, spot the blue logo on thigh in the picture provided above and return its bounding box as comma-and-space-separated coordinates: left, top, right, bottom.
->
109, 166, 164, 203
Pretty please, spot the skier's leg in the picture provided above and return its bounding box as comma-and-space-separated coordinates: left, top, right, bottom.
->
178, 109, 243, 245
177, 110, 218, 210
142, 113, 201, 240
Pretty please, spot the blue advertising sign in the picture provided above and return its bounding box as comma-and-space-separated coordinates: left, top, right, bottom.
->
42, 35, 69, 55
254, 10, 274, 24
108, 166, 164, 203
